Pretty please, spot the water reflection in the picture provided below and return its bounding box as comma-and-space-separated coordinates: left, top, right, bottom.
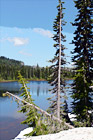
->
0, 81, 21, 98
0, 116, 27, 140
28, 81, 50, 96
0, 81, 21, 91
0, 81, 50, 97
0, 80, 73, 110
0, 80, 73, 140
37, 86, 40, 97
0, 81, 51, 117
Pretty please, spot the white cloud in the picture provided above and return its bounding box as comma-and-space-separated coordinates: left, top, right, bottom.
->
7, 37, 29, 46
19, 50, 32, 57
33, 28, 53, 38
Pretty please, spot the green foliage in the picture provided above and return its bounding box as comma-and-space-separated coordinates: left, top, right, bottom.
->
25, 121, 48, 136
17, 71, 69, 135
0, 56, 51, 81
0, 56, 74, 81
0, 56, 24, 66
17, 71, 49, 136
73, 116, 93, 127
48, 0, 70, 123
71, 0, 93, 126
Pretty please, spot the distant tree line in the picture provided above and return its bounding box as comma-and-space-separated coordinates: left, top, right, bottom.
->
0, 56, 74, 81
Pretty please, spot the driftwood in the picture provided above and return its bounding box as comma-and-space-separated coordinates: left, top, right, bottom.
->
5, 91, 74, 129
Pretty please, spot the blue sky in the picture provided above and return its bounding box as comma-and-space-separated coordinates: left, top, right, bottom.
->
0, 0, 77, 67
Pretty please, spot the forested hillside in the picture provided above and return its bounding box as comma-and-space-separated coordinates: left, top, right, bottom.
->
0, 56, 24, 66
0, 56, 74, 81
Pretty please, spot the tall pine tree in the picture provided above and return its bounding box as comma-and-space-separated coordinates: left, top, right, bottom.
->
48, 0, 67, 120
71, 0, 93, 126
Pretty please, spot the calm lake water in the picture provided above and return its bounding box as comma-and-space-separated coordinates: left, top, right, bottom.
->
0, 80, 73, 140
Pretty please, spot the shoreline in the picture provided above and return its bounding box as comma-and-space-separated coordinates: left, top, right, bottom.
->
0, 78, 73, 83
0, 79, 46, 83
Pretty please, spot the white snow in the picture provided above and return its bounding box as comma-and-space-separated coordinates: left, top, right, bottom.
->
90, 86, 93, 89
14, 127, 33, 140
68, 113, 76, 121
13, 127, 93, 140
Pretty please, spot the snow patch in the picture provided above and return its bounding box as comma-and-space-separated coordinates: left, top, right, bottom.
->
68, 113, 76, 121
13, 127, 93, 140
13, 127, 33, 140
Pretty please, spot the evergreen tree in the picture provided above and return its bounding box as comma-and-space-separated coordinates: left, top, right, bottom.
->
71, 0, 93, 126
0, 56, 73, 81
36, 64, 41, 79
18, 71, 48, 136
48, 0, 67, 120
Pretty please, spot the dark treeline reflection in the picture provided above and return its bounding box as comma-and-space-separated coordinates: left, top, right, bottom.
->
28, 81, 49, 96
0, 90, 21, 98
36, 86, 49, 96
0, 81, 73, 111
0, 81, 50, 98
0, 81, 20, 98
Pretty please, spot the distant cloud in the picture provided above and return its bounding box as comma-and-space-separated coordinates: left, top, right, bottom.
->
7, 37, 29, 46
33, 28, 53, 38
15, 27, 23, 33
19, 50, 32, 57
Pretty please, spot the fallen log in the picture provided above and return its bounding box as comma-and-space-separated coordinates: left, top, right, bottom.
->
5, 91, 74, 129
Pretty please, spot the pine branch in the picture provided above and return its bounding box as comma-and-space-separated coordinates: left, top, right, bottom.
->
4, 91, 74, 129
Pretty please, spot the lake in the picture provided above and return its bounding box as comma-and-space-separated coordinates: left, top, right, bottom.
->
0, 80, 73, 140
